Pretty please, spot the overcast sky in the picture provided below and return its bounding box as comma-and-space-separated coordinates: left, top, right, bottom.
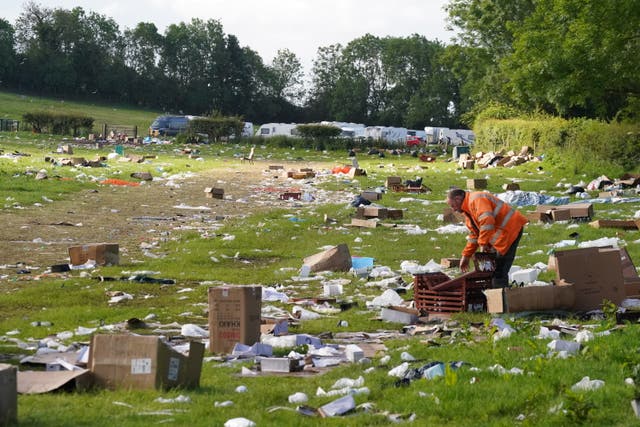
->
4, 1, 455, 74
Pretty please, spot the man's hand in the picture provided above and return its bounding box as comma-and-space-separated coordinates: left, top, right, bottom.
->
460, 256, 471, 273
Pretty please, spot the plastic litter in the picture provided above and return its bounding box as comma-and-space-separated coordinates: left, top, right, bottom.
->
536, 326, 561, 340
423, 363, 445, 379
181, 323, 209, 338
318, 395, 356, 417
331, 376, 364, 389
388, 362, 410, 378
547, 339, 580, 354
235, 385, 248, 393
401, 352, 416, 361
215, 401, 234, 407
575, 330, 595, 343
571, 376, 605, 392
368, 289, 404, 308
288, 392, 308, 404
224, 417, 256, 427
155, 395, 191, 403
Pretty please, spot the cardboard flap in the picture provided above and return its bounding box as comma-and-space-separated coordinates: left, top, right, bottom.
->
17, 369, 90, 394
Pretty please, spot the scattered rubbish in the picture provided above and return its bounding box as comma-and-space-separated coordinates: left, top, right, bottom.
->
235, 385, 248, 393
224, 417, 256, 427
155, 395, 191, 403
288, 392, 309, 404
215, 400, 234, 407
571, 376, 605, 392
318, 394, 356, 417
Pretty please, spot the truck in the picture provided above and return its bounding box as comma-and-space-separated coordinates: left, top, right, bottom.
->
424, 126, 475, 146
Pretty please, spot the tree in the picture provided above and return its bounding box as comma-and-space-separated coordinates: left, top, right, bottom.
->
0, 19, 16, 87
503, 0, 640, 119
269, 48, 305, 105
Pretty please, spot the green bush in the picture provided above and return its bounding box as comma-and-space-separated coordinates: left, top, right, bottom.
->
189, 115, 244, 142
22, 111, 94, 136
296, 123, 342, 139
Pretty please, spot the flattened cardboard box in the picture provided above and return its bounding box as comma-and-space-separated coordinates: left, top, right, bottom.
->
554, 247, 625, 311
485, 283, 574, 313
0, 363, 17, 426
68, 243, 119, 266
208, 286, 262, 354
88, 334, 204, 390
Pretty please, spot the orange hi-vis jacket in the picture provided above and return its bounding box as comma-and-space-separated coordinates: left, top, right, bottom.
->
460, 191, 528, 257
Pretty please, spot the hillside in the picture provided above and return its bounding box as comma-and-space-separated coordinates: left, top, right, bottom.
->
0, 90, 162, 135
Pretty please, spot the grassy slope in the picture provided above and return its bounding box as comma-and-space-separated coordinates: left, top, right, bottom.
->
2, 95, 640, 426
0, 90, 162, 134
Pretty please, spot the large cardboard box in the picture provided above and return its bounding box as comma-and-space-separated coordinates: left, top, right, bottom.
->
88, 334, 204, 390
554, 247, 626, 310
466, 178, 487, 190
0, 364, 17, 426
485, 282, 575, 313
68, 243, 119, 266
303, 244, 352, 273
208, 286, 262, 354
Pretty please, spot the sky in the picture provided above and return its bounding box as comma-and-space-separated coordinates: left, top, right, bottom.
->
3, 0, 455, 75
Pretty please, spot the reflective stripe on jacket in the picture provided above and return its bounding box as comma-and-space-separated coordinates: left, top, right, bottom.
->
461, 191, 528, 257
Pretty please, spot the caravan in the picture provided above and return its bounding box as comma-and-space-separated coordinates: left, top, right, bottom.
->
255, 123, 299, 137
424, 126, 475, 145
364, 126, 408, 144
320, 121, 366, 139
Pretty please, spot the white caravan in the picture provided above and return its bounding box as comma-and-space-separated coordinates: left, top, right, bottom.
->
242, 122, 254, 137
255, 123, 299, 137
320, 121, 366, 138
364, 126, 408, 144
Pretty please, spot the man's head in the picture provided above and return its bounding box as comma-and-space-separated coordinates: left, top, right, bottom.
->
447, 188, 466, 212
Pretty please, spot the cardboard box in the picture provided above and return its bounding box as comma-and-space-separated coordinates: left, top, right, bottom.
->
0, 364, 17, 426
550, 209, 571, 222
589, 219, 639, 230
466, 178, 487, 190
485, 282, 575, 313
441, 258, 461, 268
381, 306, 419, 324
259, 357, 302, 373
303, 244, 352, 273
525, 211, 552, 223
502, 183, 520, 191
554, 247, 625, 310
385, 176, 402, 187
536, 203, 594, 220
204, 187, 224, 199
443, 208, 466, 224
68, 243, 119, 266
360, 191, 382, 201
88, 334, 204, 390
208, 286, 262, 354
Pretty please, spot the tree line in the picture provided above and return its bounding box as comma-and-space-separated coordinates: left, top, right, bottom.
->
0, 0, 637, 128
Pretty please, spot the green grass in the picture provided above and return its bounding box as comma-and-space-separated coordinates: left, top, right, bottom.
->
3, 125, 640, 425
0, 90, 162, 135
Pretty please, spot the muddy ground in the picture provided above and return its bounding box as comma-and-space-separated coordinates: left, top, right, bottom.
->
0, 158, 334, 275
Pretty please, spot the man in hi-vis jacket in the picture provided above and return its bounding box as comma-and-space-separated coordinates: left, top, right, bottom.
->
446, 188, 528, 288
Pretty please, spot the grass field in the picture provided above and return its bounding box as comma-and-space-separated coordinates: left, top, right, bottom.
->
2, 93, 640, 426
0, 91, 162, 135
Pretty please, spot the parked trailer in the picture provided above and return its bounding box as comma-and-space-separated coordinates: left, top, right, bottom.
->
364, 126, 408, 144
320, 121, 366, 138
439, 128, 475, 146
255, 123, 299, 137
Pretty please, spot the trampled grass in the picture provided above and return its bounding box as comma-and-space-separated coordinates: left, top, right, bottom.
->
3, 131, 640, 426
